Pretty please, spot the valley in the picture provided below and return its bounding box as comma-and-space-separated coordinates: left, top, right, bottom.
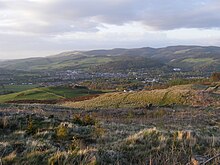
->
0, 46, 220, 164
1, 0, 220, 164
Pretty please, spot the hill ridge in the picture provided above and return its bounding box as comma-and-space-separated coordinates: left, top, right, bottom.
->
0, 45, 219, 72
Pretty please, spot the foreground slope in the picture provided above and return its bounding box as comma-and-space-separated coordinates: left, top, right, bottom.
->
0, 101, 219, 164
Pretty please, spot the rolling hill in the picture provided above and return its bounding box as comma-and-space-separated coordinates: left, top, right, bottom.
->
64, 83, 220, 109
0, 46, 220, 72
0, 86, 101, 103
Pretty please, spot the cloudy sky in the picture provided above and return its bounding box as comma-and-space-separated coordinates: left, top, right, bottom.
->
0, 0, 220, 59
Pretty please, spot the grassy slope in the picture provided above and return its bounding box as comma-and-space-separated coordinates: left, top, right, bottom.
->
182, 58, 215, 63
0, 55, 113, 71
0, 86, 100, 103
0, 85, 39, 94
177, 58, 219, 71
64, 84, 220, 109
30, 56, 113, 70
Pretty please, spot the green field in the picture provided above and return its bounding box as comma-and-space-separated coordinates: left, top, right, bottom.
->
0, 86, 101, 103
21, 56, 113, 70
174, 49, 191, 54
182, 58, 215, 63
0, 84, 39, 94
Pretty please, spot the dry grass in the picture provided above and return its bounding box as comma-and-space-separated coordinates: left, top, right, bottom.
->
0, 105, 219, 164
64, 84, 219, 109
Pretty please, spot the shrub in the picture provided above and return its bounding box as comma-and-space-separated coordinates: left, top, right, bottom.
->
72, 114, 83, 125
93, 123, 105, 138
83, 115, 96, 126
211, 72, 220, 81
72, 114, 96, 126
56, 125, 68, 140
26, 117, 37, 135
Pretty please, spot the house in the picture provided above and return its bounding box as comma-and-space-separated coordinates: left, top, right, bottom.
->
173, 68, 181, 72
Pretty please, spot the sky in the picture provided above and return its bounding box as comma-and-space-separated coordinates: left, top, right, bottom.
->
0, 0, 220, 59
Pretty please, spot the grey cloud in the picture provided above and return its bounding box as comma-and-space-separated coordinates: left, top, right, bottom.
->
1, 0, 220, 59
1, 0, 220, 33
140, 0, 220, 30
28, 0, 220, 30
0, 28, 169, 59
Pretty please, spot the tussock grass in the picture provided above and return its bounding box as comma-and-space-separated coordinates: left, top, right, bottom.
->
0, 103, 219, 164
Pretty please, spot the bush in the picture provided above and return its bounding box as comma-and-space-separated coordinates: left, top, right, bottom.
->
211, 72, 220, 81
56, 125, 68, 140
26, 117, 37, 135
72, 114, 96, 126
83, 115, 96, 126
72, 114, 83, 125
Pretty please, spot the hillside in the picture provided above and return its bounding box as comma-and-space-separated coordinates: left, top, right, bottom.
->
0, 46, 220, 72
64, 83, 220, 109
0, 86, 101, 103
90, 56, 168, 72
0, 84, 39, 95
158, 46, 220, 72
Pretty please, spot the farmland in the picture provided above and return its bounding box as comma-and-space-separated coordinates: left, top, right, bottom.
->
0, 84, 39, 94
0, 86, 102, 103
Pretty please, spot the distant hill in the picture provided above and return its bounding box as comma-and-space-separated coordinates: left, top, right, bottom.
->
0, 46, 219, 72
154, 46, 220, 72
90, 56, 168, 72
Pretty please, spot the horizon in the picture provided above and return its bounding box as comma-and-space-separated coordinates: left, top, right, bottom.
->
1, 0, 220, 59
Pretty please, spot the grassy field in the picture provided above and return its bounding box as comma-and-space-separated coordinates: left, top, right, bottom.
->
26, 56, 113, 70
182, 58, 215, 63
0, 84, 39, 94
174, 49, 191, 54
0, 86, 101, 103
